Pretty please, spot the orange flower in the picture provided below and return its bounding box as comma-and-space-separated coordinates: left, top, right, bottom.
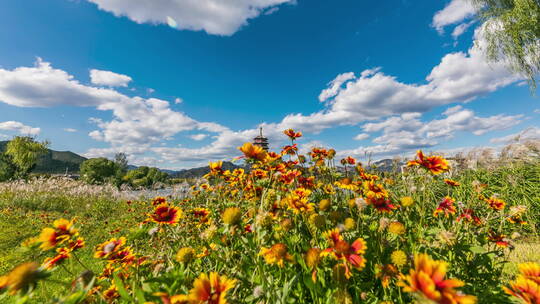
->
407, 150, 450, 175
238, 142, 267, 162
340, 156, 356, 165
363, 181, 388, 199
281, 144, 298, 155
188, 272, 236, 304
484, 196, 505, 211
376, 264, 399, 288
148, 203, 183, 225
503, 262, 540, 304
434, 196, 457, 217
1, 262, 43, 295
284, 188, 314, 214
321, 229, 367, 278
398, 254, 476, 304
487, 231, 510, 248
35, 218, 78, 251
283, 128, 302, 140
42, 247, 71, 270
444, 179, 460, 187
259, 243, 294, 267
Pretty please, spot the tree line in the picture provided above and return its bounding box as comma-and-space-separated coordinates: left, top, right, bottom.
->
0, 136, 169, 188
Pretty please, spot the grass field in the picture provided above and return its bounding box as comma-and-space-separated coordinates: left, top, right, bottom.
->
0, 142, 539, 303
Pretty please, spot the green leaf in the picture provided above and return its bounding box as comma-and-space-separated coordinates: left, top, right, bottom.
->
113, 273, 132, 301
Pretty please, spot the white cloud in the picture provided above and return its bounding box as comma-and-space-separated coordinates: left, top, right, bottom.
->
189, 133, 208, 141
432, 0, 476, 33
86, 0, 295, 36
0, 58, 130, 107
318, 72, 356, 102
452, 20, 475, 39
342, 106, 523, 159
90, 69, 132, 87
354, 133, 370, 141
64, 128, 78, 133
175, 97, 183, 104
490, 127, 540, 144
0, 121, 40, 136
274, 29, 521, 135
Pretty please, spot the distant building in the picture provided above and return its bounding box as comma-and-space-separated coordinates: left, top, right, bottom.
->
253, 127, 269, 151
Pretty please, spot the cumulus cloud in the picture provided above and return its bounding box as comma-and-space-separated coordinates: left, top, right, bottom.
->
86, 0, 295, 36
0, 121, 40, 135
274, 29, 521, 135
90, 69, 132, 87
354, 133, 370, 141
347, 106, 523, 158
432, 0, 476, 33
490, 127, 540, 144
189, 133, 208, 141
0, 58, 130, 107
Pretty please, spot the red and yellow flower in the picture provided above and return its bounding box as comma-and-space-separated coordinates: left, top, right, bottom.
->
321, 229, 367, 278
366, 196, 397, 213
188, 272, 236, 304
283, 128, 302, 140
503, 262, 540, 304
147, 203, 183, 225
407, 150, 450, 175
484, 196, 505, 211
35, 218, 79, 251
444, 179, 460, 187
398, 254, 476, 304
434, 196, 457, 217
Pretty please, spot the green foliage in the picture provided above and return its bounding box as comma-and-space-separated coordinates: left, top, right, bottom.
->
4, 137, 49, 179
80, 157, 121, 185
123, 166, 169, 188
0, 153, 16, 182
471, 0, 540, 90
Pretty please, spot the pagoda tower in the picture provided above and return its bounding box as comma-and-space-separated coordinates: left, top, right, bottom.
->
253, 127, 269, 151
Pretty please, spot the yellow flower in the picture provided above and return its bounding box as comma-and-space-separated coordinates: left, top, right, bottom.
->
398, 254, 476, 304
319, 199, 331, 211
259, 243, 294, 267
2, 262, 42, 295
305, 248, 321, 269
238, 142, 267, 162
391, 250, 407, 267
400, 196, 414, 207
222, 207, 242, 226
176, 247, 196, 264
388, 222, 406, 235
189, 272, 236, 304
344, 218, 356, 231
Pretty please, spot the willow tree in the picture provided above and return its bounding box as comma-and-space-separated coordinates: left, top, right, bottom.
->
471, 0, 540, 90
5, 136, 49, 178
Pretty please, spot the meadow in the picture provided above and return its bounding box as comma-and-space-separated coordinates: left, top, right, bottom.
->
0, 130, 539, 304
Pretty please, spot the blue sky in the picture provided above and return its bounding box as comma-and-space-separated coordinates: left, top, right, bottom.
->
0, 0, 538, 169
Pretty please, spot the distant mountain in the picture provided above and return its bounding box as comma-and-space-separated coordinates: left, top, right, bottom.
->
0, 141, 87, 174
169, 161, 243, 179
370, 159, 403, 172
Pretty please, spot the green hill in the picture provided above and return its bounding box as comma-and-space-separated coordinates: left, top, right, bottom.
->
0, 141, 87, 174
